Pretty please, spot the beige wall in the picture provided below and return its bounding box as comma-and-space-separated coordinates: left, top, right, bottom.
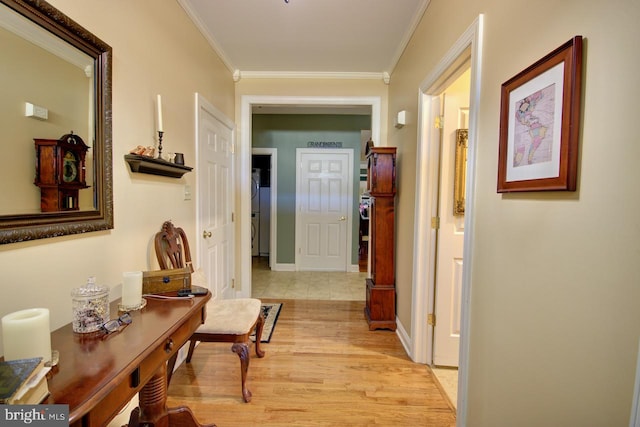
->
391, 0, 640, 425
0, 0, 234, 349
2, 1, 639, 424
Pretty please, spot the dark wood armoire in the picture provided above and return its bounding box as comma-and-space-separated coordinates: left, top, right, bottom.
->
364, 147, 397, 331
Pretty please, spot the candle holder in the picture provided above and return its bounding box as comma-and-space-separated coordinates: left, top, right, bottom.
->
118, 298, 147, 312
157, 131, 164, 159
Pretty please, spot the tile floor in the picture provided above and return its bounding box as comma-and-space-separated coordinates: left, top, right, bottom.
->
251, 256, 458, 409
431, 367, 458, 409
251, 257, 367, 301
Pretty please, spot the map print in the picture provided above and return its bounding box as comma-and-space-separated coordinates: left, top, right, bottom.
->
513, 83, 555, 167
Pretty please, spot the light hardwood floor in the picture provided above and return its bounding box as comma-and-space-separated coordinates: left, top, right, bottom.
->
167, 299, 456, 427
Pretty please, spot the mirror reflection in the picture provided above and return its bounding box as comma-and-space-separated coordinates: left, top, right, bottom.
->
0, 6, 95, 215
0, 0, 113, 244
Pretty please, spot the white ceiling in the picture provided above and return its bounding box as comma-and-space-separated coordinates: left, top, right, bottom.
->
178, 0, 429, 78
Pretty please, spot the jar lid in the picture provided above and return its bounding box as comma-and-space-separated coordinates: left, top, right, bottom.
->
71, 276, 109, 297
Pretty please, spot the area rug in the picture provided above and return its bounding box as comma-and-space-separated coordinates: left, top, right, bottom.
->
250, 302, 282, 343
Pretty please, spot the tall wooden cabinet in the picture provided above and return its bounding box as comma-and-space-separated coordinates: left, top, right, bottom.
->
364, 147, 397, 331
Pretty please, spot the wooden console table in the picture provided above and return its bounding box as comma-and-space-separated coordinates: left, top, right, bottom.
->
45, 292, 213, 427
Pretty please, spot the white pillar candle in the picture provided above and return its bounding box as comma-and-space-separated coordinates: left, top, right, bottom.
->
122, 271, 143, 308
1, 308, 51, 362
156, 94, 163, 132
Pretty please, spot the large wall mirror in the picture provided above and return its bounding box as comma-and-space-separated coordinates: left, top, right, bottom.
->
0, 0, 113, 244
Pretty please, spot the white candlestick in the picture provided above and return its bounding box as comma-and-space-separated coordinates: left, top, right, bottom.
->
156, 94, 163, 132
2, 308, 51, 362
122, 271, 143, 309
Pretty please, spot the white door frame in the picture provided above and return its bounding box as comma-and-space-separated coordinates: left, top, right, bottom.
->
238, 95, 381, 298
251, 147, 278, 269
411, 15, 483, 424
194, 92, 236, 294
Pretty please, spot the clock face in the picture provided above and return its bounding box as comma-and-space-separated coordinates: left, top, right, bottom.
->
62, 151, 78, 183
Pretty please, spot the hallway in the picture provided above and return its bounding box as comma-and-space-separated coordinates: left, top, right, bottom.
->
167, 298, 457, 426
250, 256, 458, 410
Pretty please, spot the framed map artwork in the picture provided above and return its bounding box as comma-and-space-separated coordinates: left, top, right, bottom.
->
497, 36, 583, 192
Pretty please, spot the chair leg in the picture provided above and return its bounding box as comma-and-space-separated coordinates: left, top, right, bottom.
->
254, 312, 266, 358
186, 339, 197, 363
231, 342, 252, 403
167, 353, 178, 386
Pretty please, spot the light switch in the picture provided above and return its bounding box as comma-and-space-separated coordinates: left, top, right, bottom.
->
184, 185, 191, 201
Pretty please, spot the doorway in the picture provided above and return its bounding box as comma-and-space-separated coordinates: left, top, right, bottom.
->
238, 96, 382, 298
251, 150, 277, 269
432, 68, 470, 368
411, 16, 484, 422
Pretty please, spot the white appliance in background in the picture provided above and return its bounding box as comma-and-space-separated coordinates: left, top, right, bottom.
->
251, 168, 261, 213
251, 212, 260, 256
259, 187, 270, 256
251, 168, 261, 256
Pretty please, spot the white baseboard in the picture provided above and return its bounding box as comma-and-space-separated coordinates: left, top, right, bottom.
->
272, 263, 360, 272
395, 316, 414, 361
272, 263, 295, 271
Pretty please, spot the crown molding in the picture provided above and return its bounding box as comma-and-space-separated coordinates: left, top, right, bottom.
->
386, 0, 431, 74
177, 0, 236, 73
235, 70, 389, 84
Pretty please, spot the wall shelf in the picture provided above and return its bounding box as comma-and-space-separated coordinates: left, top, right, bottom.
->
124, 154, 192, 178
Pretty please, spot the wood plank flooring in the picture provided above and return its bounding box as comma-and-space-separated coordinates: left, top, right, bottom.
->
167, 299, 456, 427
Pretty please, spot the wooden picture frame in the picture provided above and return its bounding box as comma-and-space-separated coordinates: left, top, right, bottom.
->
454, 129, 468, 216
497, 36, 583, 192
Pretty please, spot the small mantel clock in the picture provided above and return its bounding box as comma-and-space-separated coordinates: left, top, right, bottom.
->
34, 132, 90, 212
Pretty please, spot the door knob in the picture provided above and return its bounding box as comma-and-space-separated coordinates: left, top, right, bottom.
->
202, 230, 212, 238
339, 216, 346, 221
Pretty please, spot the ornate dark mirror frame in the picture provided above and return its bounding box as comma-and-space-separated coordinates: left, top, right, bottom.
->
0, 0, 113, 244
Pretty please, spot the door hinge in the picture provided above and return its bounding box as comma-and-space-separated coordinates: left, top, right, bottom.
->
428, 313, 436, 326
231, 278, 235, 289
431, 217, 440, 229
231, 212, 235, 222
230, 142, 235, 154
434, 115, 444, 129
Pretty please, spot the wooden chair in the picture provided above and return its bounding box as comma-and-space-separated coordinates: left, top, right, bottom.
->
155, 220, 265, 402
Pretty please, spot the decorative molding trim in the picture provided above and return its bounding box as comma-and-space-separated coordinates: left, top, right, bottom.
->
176, 0, 236, 73
237, 70, 387, 81
240, 95, 382, 296
386, 0, 432, 74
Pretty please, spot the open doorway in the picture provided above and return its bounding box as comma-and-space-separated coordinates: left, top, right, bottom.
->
251, 151, 276, 270
429, 67, 471, 407
410, 16, 483, 422
238, 96, 381, 299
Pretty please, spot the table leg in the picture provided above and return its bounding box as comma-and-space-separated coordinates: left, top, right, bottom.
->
128, 363, 215, 427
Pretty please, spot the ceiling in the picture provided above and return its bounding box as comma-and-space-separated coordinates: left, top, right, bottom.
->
178, 0, 430, 79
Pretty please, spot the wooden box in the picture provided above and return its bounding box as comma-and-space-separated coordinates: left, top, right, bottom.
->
142, 268, 191, 294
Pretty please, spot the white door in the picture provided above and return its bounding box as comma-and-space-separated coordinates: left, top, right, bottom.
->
197, 94, 235, 300
296, 149, 353, 271
433, 71, 470, 367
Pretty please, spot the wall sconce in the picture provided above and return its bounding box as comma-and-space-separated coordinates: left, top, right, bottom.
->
395, 110, 407, 129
